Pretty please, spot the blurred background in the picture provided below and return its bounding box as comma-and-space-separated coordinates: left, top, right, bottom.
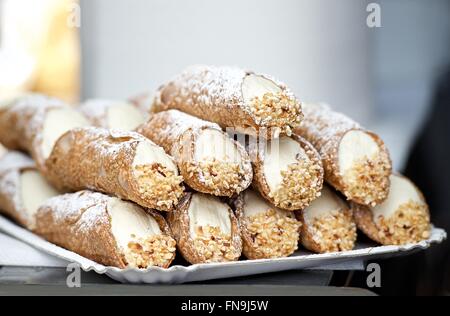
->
0, 0, 449, 294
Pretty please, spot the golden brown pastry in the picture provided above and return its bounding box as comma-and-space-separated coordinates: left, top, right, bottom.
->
44, 127, 184, 212
152, 65, 302, 138
34, 190, 176, 269
294, 103, 392, 206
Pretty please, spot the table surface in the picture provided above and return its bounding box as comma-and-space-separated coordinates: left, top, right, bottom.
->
0, 266, 376, 296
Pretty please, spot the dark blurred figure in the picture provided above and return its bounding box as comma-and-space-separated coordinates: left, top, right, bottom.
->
403, 68, 450, 295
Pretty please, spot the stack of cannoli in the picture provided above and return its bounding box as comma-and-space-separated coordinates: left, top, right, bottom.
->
0, 65, 434, 270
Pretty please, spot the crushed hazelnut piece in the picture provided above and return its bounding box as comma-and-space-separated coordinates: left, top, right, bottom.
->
375, 200, 431, 245
192, 225, 238, 262
245, 209, 301, 258
248, 91, 302, 134
342, 151, 391, 206
186, 159, 247, 195
134, 163, 184, 210
307, 209, 357, 253
269, 155, 322, 209
124, 234, 176, 269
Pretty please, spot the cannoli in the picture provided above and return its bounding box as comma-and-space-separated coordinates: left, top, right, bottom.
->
167, 192, 242, 264
0, 94, 89, 171
0, 151, 59, 229
296, 186, 356, 253
232, 190, 301, 259
352, 174, 431, 245
293, 103, 392, 206
152, 65, 303, 138
34, 190, 176, 269
244, 134, 323, 211
79, 99, 146, 130
137, 110, 253, 197
44, 127, 184, 212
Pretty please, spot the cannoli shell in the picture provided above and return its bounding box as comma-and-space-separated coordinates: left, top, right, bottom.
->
33, 191, 175, 269
44, 127, 182, 211
152, 65, 300, 138
0, 95, 72, 171
293, 103, 391, 205
167, 193, 242, 264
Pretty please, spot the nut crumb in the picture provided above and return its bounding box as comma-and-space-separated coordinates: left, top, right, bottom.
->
186, 159, 247, 195
249, 91, 302, 135
306, 209, 357, 253
134, 163, 184, 211
342, 151, 391, 206
124, 234, 176, 269
192, 225, 238, 262
269, 155, 323, 210
375, 200, 431, 245
245, 209, 301, 258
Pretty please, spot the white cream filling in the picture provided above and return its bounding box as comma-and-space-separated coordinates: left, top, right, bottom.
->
243, 190, 289, 218
194, 128, 242, 164
41, 107, 89, 160
303, 186, 344, 222
338, 130, 380, 174
188, 193, 232, 238
372, 174, 423, 220
241, 74, 281, 103
132, 141, 178, 174
263, 136, 305, 191
108, 198, 161, 251
0, 143, 6, 159
107, 102, 145, 131
20, 170, 59, 223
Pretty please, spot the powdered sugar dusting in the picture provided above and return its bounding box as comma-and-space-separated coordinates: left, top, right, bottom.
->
39, 191, 111, 232
296, 103, 360, 155
0, 151, 35, 176
153, 65, 301, 135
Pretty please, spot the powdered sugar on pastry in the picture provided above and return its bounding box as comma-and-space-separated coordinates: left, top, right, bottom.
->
45, 127, 184, 212
0, 94, 90, 171
0, 151, 34, 176
152, 65, 302, 138
34, 191, 176, 269
294, 103, 392, 206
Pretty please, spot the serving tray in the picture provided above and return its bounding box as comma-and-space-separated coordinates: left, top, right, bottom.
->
0, 216, 445, 284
